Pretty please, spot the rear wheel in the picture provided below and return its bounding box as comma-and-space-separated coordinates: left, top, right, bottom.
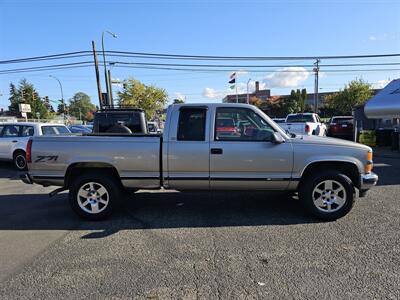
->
69, 173, 122, 220
13, 151, 27, 171
299, 171, 355, 221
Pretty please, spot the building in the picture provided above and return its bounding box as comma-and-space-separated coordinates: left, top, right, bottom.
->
222, 81, 270, 103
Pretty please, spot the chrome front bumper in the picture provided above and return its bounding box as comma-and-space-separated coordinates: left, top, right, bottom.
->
360, 172, 378, 193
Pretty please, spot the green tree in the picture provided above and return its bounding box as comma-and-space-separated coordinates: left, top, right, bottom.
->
324, 79, 372, 115
57, 101, 68, 115
8, 79, 49, 119
118, 79, 168, 119
68, 92, 96, 121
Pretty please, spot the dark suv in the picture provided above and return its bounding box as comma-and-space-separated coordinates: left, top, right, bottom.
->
327, 116, 353, 139
92, 108, 148, 134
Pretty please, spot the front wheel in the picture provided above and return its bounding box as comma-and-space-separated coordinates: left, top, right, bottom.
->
69, 173, 122, 220
299, 171, 355, 221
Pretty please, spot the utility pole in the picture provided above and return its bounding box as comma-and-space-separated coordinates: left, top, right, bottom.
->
92, 40, 103, 108
313, 59, 320, 113
108, 69, 113, 107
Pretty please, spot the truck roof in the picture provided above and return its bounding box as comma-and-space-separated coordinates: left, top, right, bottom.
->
170, 103, 257, 109
0, 122, 67, 127
97, 108, 144, 113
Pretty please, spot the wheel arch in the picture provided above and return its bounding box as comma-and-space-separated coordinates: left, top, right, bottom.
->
64, 162, 121, 188
299, 160, 360, 190
13, 148, 26, 157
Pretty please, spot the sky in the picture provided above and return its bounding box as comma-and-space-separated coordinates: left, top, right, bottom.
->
1, 0, 400, 110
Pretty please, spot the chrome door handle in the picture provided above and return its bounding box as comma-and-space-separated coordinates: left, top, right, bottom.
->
12, 140, 18, 143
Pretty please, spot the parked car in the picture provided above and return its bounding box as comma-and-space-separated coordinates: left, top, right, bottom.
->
92, 108, 147, 134
215, 117, 239, 138
21, 103, 378, 221
280, 113, 327, 136
327, 116, 353, 139
0, 122, 70, 170
147, 121, 161, 134
68, 125, 93, 134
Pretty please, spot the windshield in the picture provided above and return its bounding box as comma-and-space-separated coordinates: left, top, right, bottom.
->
332, 117, 353, 124
286, 114, 314, 123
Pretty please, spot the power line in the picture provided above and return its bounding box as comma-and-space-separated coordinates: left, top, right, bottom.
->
1, 50, 400, 65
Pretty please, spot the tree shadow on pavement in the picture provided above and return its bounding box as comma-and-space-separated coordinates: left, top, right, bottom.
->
0, 191, 319, 239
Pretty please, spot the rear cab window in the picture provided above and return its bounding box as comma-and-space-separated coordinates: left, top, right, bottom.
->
93, 111, 146, 134
286, 114, 314, 123
332, 117, 353, 124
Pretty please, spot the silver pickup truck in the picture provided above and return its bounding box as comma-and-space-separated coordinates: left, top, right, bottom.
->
21, 103, 378, 221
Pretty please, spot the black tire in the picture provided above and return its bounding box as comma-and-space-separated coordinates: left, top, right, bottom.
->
13, 150, 27, 171
69, 172, 122, 220
299, 171, 355, 221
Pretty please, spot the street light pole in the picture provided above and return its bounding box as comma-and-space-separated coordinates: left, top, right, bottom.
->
49, 75, 65, 122
101, 30, 117, 107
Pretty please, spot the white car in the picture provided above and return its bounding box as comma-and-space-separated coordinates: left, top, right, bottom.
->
0, 122, 70, 170
280, 113, 327, 136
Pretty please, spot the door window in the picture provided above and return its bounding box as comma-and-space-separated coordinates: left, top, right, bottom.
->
177, 108, 207, 141
215, 108, 275, 142
0, 125, 4, 136
21, 126, 34, 137
3, 125, 20, 137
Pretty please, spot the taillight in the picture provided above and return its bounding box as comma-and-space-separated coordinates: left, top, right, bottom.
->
26, 139, 32, 163
305, 124, 310, 133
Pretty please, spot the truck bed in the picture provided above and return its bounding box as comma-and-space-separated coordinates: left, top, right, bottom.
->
28, 135, 162, 189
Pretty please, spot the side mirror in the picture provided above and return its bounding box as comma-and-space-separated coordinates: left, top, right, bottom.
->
271, 132, 285, 144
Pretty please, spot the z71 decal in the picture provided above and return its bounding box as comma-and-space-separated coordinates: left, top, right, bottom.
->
35, 156, 58, 163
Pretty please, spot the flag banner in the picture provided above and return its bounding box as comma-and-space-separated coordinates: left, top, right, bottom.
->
228, 78, 235, 84
230, 72, 236, 79
230, 84, 235, 90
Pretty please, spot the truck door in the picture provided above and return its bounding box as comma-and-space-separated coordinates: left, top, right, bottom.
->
166, 106, 210, 190
210, 107, 293, 190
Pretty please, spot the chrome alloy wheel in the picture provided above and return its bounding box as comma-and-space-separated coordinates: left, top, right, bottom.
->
312, 180, 347, 213
77, 182, 109, 214
15, 154, 26, 170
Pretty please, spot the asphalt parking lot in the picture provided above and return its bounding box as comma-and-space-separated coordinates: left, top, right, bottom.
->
0, 157, 399, 299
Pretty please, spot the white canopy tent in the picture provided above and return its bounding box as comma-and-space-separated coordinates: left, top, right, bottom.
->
365, 79, 400, 119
